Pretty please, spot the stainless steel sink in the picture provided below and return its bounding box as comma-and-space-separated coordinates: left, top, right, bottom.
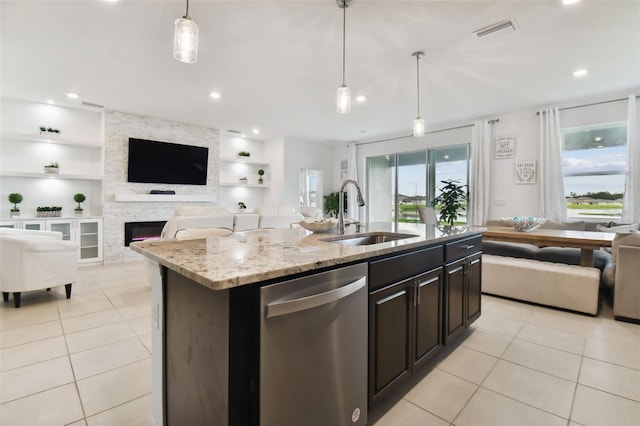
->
320, 232, 418, 246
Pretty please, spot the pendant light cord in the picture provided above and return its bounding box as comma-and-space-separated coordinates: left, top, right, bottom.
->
184, 0, 190, 19
416, 54, 421, 117
342, 0, 347, 86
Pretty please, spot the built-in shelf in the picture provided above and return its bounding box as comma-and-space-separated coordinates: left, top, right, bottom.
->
0, 171, 103, 180
220, 157, 269, 166
219, 182, 270, 188
1, 131, 102, 148
113, 194, 217, 202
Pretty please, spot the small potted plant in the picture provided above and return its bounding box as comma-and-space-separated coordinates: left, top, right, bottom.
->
257, 169, 265, 184
432, 179, 467, 226
36, 206, 63, 217
8, 193, 23, 218
239, 176, 248, 184
44, 161, 59, 173
238, 202, 247, 212
39, 126, 61, 135
73, 193, 86, 217
237, 151, 251, 158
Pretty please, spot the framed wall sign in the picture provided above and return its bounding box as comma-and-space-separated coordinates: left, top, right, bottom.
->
515, 160, 536, 184
495, 135, 515, 159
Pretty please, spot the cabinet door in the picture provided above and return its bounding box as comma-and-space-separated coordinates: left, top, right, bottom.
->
369, 281, 411, 403
46, 219, 75, 240
77, 218, 103, 262
0, 220, 18, 229
444, 258, 465, 344
466, 253, 482, 326
413, 268, 443, 370
20, 220, 45, 231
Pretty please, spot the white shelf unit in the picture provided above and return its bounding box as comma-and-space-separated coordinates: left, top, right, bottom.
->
0, 100, 104, 219
219, 157, 270, 188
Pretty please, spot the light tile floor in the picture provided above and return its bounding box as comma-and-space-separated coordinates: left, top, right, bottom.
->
0, 261, 638, 426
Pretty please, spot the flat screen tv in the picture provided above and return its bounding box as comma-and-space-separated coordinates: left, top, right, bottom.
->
127, 138, 209, 185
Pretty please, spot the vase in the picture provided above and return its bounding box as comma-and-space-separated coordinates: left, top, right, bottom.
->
258, 178, 264, 184
44, 166, 59, 174
10, 211, 20, 218
75, 210, 84, 217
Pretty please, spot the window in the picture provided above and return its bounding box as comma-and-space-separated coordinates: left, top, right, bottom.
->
562, 122, 627, 219
366, 145, 469, 224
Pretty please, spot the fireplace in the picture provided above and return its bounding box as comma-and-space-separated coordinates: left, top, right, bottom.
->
124, 221, 167, 246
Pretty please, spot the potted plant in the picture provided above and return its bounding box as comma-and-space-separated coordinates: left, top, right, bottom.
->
257, 169, 265, 184
238, 202, 247, 212
44, 161, 59, 173
36, 206, 63, 217
323, 191, 347, 218
432, 179, 467, 226
237, 151, 251, 158
73, 193, 86, 216
39, 126, 61, 135
8, 193, 23, 218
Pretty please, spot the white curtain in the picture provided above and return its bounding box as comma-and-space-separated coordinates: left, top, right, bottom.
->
346, 143, 360, 221
538, 108, 567, 221
469, 120, 491, 226
622, 95, 639, 223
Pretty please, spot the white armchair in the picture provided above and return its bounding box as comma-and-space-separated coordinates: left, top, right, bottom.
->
0, 228, 79, 308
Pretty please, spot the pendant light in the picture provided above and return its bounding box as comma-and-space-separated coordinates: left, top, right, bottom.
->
174, 0, 199, 64
336, 0, 352, 114
412, 51, 425, 137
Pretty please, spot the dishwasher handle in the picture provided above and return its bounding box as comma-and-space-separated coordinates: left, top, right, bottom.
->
265, 276, 366, 318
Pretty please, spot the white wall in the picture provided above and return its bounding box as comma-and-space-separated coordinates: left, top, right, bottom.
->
345, 90, 638, 224
282, 138, 333, 211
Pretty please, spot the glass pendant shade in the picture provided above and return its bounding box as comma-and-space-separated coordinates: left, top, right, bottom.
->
413, 117, 425, 137
174, 17, 199, 63
337, 85, 351, 114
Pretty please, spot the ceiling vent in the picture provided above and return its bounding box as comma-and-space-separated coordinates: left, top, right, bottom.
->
473, 19, 517, 37
81, 100, 104, 109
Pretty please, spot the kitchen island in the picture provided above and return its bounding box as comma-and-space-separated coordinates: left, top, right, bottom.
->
131, 222, 484, 426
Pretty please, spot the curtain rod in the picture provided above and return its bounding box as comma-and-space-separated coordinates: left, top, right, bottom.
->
355, 118, 499, 146
536, 95, 639, 115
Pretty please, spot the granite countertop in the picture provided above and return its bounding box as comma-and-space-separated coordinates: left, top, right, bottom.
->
131, 222, 484, 291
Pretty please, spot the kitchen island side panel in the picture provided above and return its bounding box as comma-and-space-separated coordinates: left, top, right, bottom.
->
165, 269, 229, 425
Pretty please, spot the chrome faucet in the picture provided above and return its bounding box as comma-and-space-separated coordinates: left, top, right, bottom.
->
338, 179, 366, 234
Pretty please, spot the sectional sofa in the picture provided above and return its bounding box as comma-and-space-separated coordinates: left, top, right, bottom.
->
481, 219, 639, 317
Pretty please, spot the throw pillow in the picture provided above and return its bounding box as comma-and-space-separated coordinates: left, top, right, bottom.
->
596, 223, 639, 233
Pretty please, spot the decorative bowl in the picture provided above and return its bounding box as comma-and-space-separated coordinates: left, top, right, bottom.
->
298, 218, 338, 233
501, 216, 546, 232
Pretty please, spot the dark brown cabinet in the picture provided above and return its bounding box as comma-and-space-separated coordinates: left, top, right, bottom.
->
368, 266, 443, 405
443, 235, 482, 345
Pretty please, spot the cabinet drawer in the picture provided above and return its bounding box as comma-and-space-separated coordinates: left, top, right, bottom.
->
369, 245, 443, 291
445, 236, 482, 263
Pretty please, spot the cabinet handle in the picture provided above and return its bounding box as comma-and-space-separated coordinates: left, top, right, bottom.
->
463, 244, 474, 250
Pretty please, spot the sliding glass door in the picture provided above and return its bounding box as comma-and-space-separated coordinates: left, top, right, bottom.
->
367, 145, 469, 225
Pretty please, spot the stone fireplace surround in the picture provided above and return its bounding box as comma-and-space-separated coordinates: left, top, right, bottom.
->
103, 111, 220, 263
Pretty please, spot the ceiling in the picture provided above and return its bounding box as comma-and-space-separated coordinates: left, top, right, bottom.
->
1, 0, 639, 144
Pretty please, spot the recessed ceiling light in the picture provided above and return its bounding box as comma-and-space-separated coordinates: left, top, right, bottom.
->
356, 95, 366, 102
252, 129, 260, 135
66, 92, 79, 99
594, 137, 602, 142
562, 0, 581, 5
209, 92, 221, 99
573, 69, 588, 77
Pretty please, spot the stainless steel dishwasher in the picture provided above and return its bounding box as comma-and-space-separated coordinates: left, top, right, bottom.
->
260, 262, 368, 426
